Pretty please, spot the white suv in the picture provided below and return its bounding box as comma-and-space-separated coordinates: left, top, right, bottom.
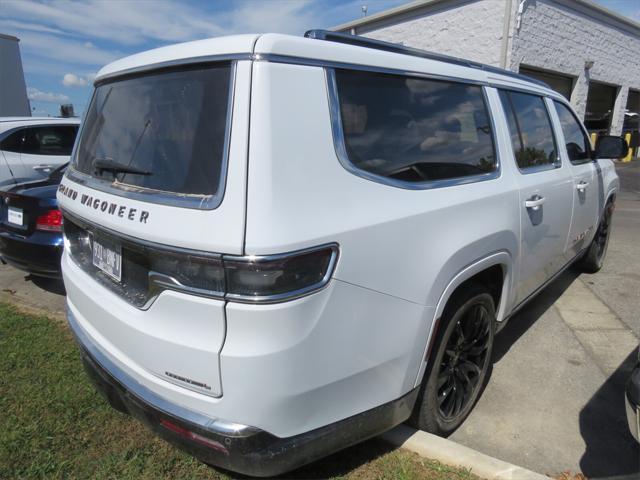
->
0, 117, 80, 186
58, 31, 624, 476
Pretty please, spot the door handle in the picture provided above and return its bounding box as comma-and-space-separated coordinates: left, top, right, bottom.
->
33, 165, 54, 173
525, 195, 546, 210
576, 181, 589, 192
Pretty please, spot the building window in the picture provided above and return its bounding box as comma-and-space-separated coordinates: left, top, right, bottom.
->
519, 66, 574, 100
584, 81, 618, 135
499, 90, 558, 170
333, 69, 496, 184
624, 90, 639, 157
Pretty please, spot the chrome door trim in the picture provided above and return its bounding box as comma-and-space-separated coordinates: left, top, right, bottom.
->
255, 53, 489, 87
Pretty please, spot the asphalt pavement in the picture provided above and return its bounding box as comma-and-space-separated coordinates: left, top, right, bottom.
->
1, 161, 639, 478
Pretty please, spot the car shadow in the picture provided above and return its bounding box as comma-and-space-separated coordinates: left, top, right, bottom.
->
26, 274, 66, 296
491, 266, 640, 476
221, 438, 397, 479
579, 348, 640, 478
493, 267, 580, 362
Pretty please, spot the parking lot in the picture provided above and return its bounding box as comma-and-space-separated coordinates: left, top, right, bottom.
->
1, 162, 639, 478
450, 161, 640, 477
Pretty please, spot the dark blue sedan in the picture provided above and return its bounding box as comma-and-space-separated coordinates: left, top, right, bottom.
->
0, 164, 66, 278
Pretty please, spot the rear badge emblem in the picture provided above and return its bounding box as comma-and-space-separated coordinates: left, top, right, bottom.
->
165, 371, 212, 391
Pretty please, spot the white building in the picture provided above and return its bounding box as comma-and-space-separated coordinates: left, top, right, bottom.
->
333, 0, 640, 153
0, 33, 30, 117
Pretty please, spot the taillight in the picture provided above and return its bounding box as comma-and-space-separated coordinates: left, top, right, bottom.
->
224, 246, 338, 302
147, 244, 338, 303
64, 212, 339, 306
36, 209, 63, 232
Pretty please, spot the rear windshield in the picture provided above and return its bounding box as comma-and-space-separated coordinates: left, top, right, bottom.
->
74, 63, 232, 199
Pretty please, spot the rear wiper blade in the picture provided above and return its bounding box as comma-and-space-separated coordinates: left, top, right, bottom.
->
93, 157, 151, 176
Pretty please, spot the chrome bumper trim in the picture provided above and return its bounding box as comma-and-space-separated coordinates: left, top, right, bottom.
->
66, 305, 259, 438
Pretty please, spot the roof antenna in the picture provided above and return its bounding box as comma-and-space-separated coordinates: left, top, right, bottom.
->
361, 5, 368, 16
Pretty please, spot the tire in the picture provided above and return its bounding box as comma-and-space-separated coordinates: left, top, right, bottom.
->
576, 201, 614, 274
409, 282, 495, 436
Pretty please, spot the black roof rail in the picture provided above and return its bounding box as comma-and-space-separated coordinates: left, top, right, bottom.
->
304, 29, 550, 89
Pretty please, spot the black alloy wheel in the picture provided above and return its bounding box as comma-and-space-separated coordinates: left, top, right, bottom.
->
436, 302, 491, 420
577, 200, 614, 273
409, 282, 495, 436
594, 203, 613, 264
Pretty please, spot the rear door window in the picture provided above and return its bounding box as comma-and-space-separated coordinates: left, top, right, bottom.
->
74, 63, 232, 200
0, 129, 24, 153
333, 69, 497, 184
21, 126, 78, 156
499, 91, 558, 170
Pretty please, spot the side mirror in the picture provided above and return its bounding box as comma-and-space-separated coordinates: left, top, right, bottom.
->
594, 135, 628, 160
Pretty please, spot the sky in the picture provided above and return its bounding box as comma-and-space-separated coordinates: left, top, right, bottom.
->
1, 0, 639, 117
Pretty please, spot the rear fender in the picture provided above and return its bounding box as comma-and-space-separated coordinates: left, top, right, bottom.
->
413, 250, 513, 388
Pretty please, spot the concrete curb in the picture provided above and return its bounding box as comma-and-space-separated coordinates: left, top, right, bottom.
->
381, 425, 548, 480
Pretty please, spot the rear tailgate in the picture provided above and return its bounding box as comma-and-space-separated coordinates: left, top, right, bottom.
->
0, 185, 53, 236
58, 57, 252, 399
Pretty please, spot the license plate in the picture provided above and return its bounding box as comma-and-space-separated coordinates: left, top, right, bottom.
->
7, 207, 23, 226
92, 237, 122, 282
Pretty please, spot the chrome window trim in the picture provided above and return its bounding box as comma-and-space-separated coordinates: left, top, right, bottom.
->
514, 162, 562, 175
487, 82, 562, 100
498, 89, 562, 175
62, 209, 339, 308
256, 53, 488, 87
324, 68, 501, 191
67, 61, 238, 211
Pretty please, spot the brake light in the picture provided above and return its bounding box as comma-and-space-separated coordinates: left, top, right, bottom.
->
147, 244, 339, 303
64, 214, 339, 306
224, 246, 338, 301
36, 209, 63, 232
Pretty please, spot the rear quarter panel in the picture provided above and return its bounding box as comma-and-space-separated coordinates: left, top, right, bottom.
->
245, 63, 520, 309
241, 63, 522, 414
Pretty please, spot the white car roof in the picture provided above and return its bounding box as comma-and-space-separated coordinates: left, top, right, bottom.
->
0, 117, 81, 135
95, 33, 561, 100
0, 116, 81, 124
96, 34, 261, 81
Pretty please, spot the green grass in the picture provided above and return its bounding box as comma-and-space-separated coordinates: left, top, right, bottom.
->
0, 302, 480, 479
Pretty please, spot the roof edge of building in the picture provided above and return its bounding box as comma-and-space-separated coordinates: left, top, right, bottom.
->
331, 0, 447, 32
331, 0, 640, 35
0, 33, 20, 42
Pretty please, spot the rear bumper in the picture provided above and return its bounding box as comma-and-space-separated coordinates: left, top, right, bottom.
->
0, 230, 62, 277
68, 308, 419, 477
626, 363, 640, 443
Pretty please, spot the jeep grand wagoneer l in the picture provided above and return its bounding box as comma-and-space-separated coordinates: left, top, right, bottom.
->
58, 31, 625, 476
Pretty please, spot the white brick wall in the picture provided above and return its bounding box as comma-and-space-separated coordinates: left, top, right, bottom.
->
358, 0, 507, 67
512, 0, 640, 134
